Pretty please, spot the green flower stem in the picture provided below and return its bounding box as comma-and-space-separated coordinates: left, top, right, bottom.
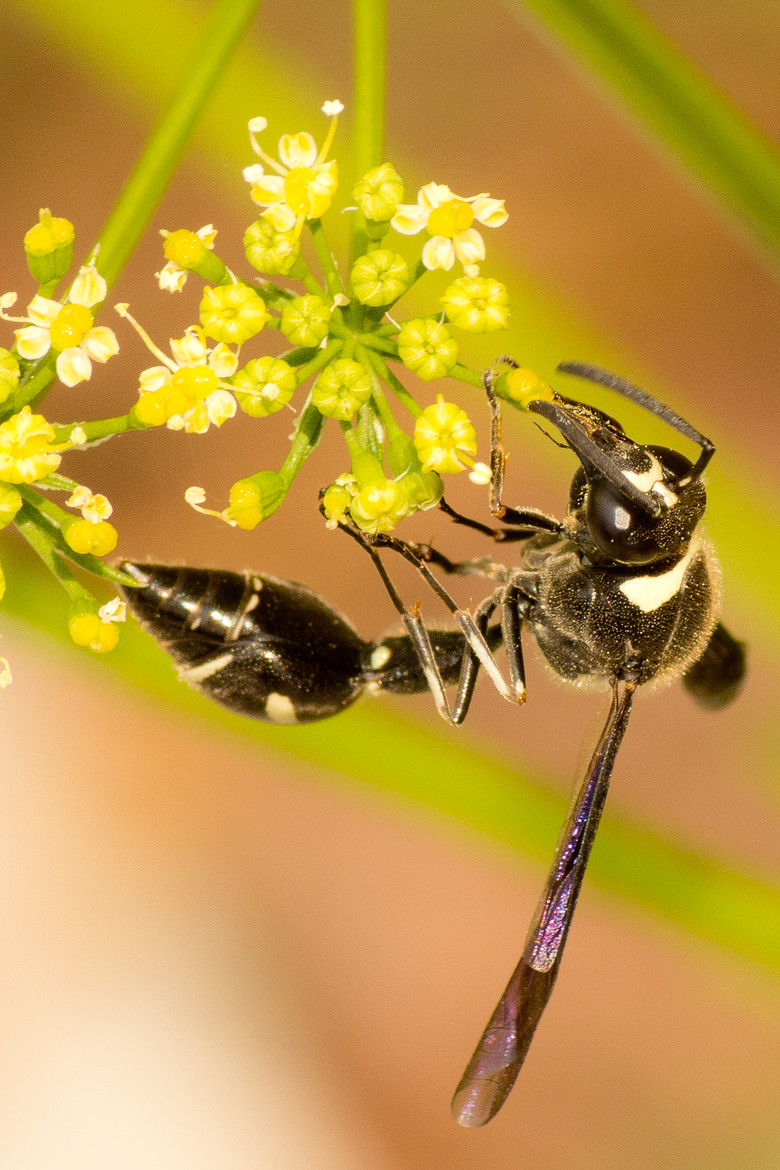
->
350, 0, 387, 265
307, 219, 347, 301
96, 0, 263, 286
279, 398, 327, 484
13, 503, 91, 607
449, 364, 485, 390
3, 352, 57, 419
37, 472, 81, 493
292, 338, 343, 386
51, 414, 136, 445
16, 484, 70, 531
356, 401, 383, 463
16, 485, 137, 588
363, 348, 422, 418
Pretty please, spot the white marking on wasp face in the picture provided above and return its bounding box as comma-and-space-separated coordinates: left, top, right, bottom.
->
265, 692, 298, 724
180, 651, 234, 684
370, 644, 392, 669
619, 537, 698, 613
623, 454, 678, 508
251, 576, 264, 592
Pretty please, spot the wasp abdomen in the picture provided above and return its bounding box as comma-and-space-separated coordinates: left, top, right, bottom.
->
121, 563, 367, 724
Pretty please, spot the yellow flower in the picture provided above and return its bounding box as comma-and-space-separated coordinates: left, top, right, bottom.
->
4, 262, 118, 386
243, 101, 344, 240
158, 225, 217, 291
312, 358, 372, 420
117, 307, 237, 434
391, 183, 507, 277
0, 406, 61, 483
413, 396, 479, 475
231, 356, 297, 418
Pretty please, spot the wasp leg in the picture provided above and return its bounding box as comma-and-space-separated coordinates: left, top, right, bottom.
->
481, 363, 563, 536
683, 621, 747, 709
335, 521, 519, 721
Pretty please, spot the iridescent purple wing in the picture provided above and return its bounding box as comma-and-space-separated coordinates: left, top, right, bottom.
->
452, 680, 636, 1127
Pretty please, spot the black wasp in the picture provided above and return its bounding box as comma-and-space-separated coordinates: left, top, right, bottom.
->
121, 359, 746, 1127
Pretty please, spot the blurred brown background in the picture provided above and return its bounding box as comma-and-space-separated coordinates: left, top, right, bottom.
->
1, 1, 779, 1166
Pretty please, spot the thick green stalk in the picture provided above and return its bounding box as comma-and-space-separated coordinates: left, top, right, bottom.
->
512, 0, 780, 264
96, 0, 263, 286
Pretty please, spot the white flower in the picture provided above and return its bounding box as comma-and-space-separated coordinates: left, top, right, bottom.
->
243, 103, 344, 235
391, 183, 507, 277
2, 261, 118, 386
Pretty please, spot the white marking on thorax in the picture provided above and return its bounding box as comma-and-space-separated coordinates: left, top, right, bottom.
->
619, 537, 699, 613
180, 652, 234, 684
265, 692, 298, 724
370, 644, 392, 669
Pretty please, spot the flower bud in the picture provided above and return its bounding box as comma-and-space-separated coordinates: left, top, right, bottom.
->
349, 479, 409, 534
353, 163, 404, 221
397, 318, 459, 381
350, 249, 409, 306
225, 472, 287, 529
24, 209, 74, 285
244, 218, 299, 276
280, 294, 331, 346
496, 367, 553, 410
0, 484, 22, 529
199, 283, 269, 344
232, 356, 297, 418
441, 276, 509, 333
312, 358, 372, 420
0, 349, 20, 405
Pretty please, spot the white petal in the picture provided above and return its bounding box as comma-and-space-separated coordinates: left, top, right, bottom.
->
208, 343, 238, 378
262, 203, 298, 232
157, 262, 187, 292
26, 295, 61, 327
99, 597, 126, 622
139, 365, 171, 392
206, 389, 237, 426
70, 266, 107, 308
471, 197, 508, 228
419, 183, 452, 212
390, 204, 429, 235
278, 132, 317, 169
82, 326, 119, 363
14, 325, 51, 360
421, 237, 456, 271
170, 331, 206, 365
56, 347, 92, 386
453, 228, 485, 267
250, 174, 286, 206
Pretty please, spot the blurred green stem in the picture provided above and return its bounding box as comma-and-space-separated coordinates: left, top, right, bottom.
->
512, 0, 780, 265
350, 0, 386, 265
97, 0, 264, 286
